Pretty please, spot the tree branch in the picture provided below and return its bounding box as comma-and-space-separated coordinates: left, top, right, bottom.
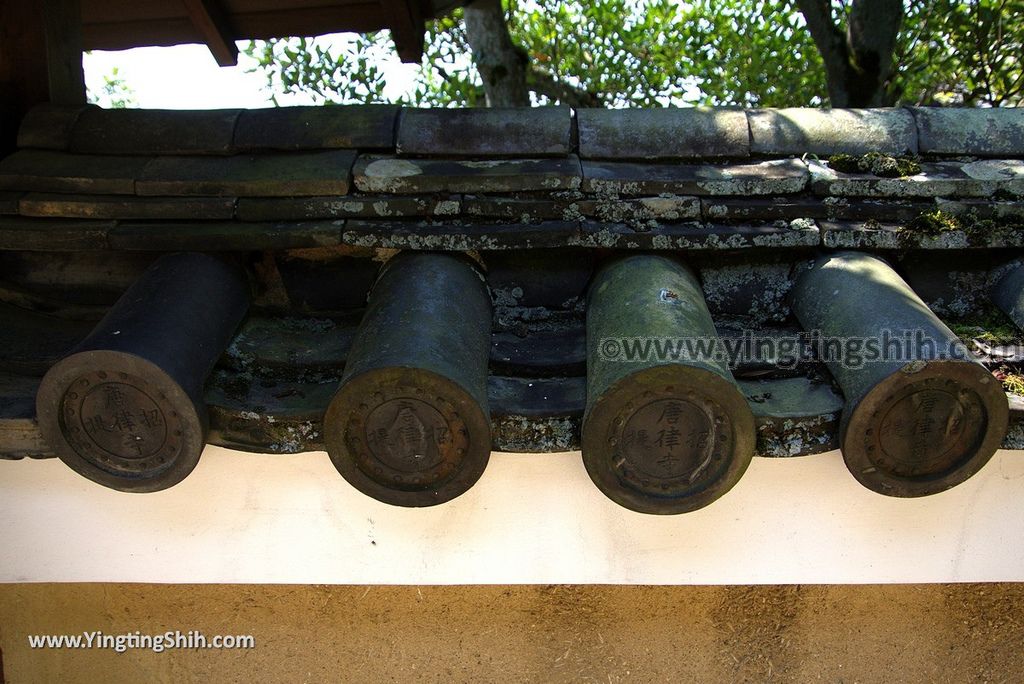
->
526, 67, 602, 107
796, 0, 902, 106
463, 0, 530, 106
794, 0, 850, 105
847, 0, 903, 102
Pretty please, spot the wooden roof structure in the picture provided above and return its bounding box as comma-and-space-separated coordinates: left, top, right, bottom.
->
80, 0, 466, 64
0, 0, 464, 152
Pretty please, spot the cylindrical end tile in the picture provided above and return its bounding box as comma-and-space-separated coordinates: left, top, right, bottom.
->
35, 252, 250, 491
582, 364, 754, 514
325, 252, 492, 506
841, 359, 1007, 497
325, 367, 491, 507
583, 254, 755, 514
37, 351, 206, 492
792, 251, 1008, 497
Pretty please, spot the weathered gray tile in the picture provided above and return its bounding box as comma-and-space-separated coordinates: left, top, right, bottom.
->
702, 263, 798, 325
70, 108, 241, 155
490, 326, 586, 377
397, 107, 572, 156
224, 316, 355, 373
912, 107, 1024, 157
137, 150, 356, 197
701, 197, 829, 221
820, 219, 1024, 249
818, 198, 937, 222
581, 158, 808, 196
701, 196, 934, 222
820, 220, 933, 249
932, 220, 1024, 248
0, 151, 150, 194
489, 375, 584, 453
575, 195, 701, 223
573, 219, 820, 249
467, 194, 703, 226
0, 216, 112, 250
343, 219, 580, 250
486, 248, 593, 308
462, 195, 574, 222
577, 107, 749, 159
901, 251, 993, 318
108, 220, 343, 250
0, 419, 50, 458
353, 155, 583, 194
935, 198, 1024, 220
491, 416, 581, 453
234, 105, 399, 151
16, 104, 93, 150
739, 376, 843, 457
810, 159, 1024, 198
237, 195, 460, 221
748, 107, 918, 156
20, 193, 236, 220
817, 220, 875, 247
206, 371, 334, 453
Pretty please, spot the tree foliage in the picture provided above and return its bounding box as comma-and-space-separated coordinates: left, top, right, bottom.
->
898, 0, 1024, 106
242, 0, 1024, 108
86, 65, 137, 109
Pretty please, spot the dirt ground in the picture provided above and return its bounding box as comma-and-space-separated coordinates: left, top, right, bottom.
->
1, 583, 1022, 683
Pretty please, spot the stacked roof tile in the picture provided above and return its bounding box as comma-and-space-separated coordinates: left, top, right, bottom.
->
0, 104, 1020, 253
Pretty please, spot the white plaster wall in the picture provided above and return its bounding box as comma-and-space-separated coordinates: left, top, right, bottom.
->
1, 447, 1023, 584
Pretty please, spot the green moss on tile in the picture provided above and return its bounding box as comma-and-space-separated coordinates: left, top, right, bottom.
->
905, 209, 1020, 243
828, 152, 921, 178
947, 304, 1021, 346
908, 210, 960, 236
827, 153, 861, 174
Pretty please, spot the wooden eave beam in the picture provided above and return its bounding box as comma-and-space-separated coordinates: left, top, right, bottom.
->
180, 0, 238, 67
380, 0, 426, 63
0, 0, 85, 153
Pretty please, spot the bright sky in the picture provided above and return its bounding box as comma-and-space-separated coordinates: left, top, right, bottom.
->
82, 36, 418, 109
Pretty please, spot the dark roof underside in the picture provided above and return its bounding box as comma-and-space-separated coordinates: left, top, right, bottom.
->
81, 0, 464, 62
